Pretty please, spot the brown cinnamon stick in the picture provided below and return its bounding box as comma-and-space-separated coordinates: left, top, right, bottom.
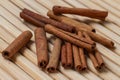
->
44, 24, 95, 52
78, 31, 87, 70
34, 28, 48, 68
65, 42, 73, 68
47, 10, 95, 32
83, 32, 100, 69
53, 6, 108, 20
46, 38, 62, 73
61, 43, 67, 67
21, 8, 75, 32
2, 31, 32, 60
94, 50, 104, 67
86, 31, 114, 48
73, 45, 82, 71
57, 28, 95, 45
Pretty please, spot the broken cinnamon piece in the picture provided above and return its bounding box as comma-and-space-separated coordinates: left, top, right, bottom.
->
34, 28, 48, 68
46, 38, 62, 73
53, 6, 108, 20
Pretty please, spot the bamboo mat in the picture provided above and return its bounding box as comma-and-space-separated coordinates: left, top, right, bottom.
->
0, 0, 120, 80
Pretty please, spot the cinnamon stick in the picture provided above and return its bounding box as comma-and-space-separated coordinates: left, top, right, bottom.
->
61, 43, 67, 67
2, 31, 32, 60
34, 28, 48, 68
65, 42, 73, 68
57, 28, 95, 45
44, 24, 95, 52
47, 10, 95, 32
83, 32, 100, 69
86, 31, 114, 48
21, 8, 75, 32
73, 45, 82, 71
78, 31, 87, 70
53, 6, 108, 20
46, 38, 62, 73
94, 50, 104, 67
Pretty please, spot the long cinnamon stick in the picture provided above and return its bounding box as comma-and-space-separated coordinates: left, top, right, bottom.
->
46, 38, 62, 73
73, 45, 82, 71
65, 42, 73, 68
57, 28, 95, 45
53, 6, 108, 20
44, 24, 95, 52
83, 32, 100, 69
47, 10, 95, 32
21, 8, 75, 32
78, 31, 87, 70
61, 43, 67, 67
2, 31, 32, 60
34, 28, 48, 68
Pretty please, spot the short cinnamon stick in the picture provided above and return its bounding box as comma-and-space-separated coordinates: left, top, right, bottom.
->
94, 50, 104, 67
73, 45, 82, 71
34, 28, 48, 68
65, 42, 73, 68
78, 31, 87, 70
46, 38, 62, 73
61, 43, 67, 67
44, 24, 95, 52
21, 8, 75, 32
2, 31, 32, 60
47, 10, 95, 32
53, 6, 108, 20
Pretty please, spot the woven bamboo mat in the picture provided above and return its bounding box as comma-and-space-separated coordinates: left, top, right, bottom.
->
0, 0, 120, 80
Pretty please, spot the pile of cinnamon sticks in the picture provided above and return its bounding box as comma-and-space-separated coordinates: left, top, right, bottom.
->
2, 6, 114, 73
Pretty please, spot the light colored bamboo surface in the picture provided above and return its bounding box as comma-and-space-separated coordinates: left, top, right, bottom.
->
0, 0, 120, 80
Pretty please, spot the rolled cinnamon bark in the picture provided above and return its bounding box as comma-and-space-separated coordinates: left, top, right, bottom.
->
94, 50, 104, 67
65, 42, 73, 68
58, 28, 95, 45
21, 8, 75, 32
78, 31, 87, 70
20, 12, 45, 27
34, 28, 48, 68
86, 31, 114, 48
47, 10, 95, 32
61, 43, 67, 67
2, 31, 32, 60
44, 24, 95, 52
73, 45, 82, 71
46, 38, 62, 73
53, 6, 108, 20
83, 32, 100, 69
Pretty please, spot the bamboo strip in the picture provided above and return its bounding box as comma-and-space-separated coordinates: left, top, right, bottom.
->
102, 0, 120, 11
0, 39, 33, 80
0, 27, 53, 80
0, 21, 69, 80
0, 67, 15, 80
